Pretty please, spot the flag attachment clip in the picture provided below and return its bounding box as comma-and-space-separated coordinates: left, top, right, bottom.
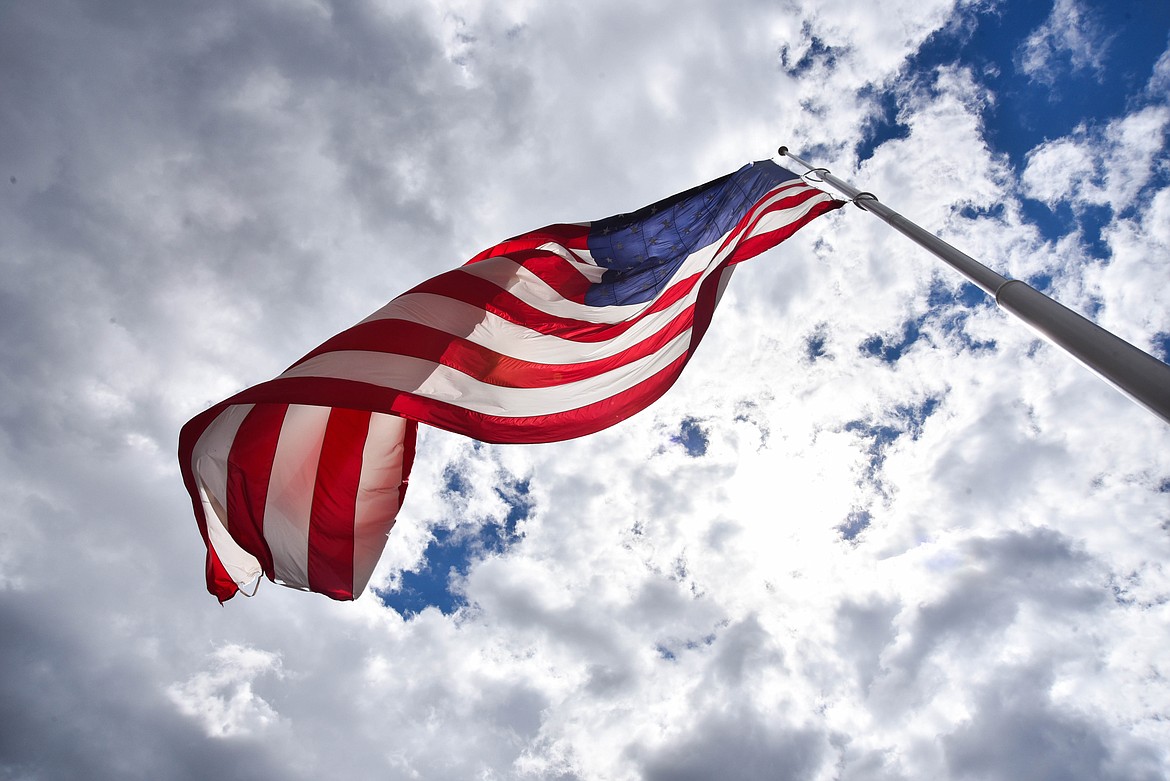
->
850, 191, 879, 210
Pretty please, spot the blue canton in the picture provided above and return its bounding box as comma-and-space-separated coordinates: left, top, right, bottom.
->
584, 160, 799, 306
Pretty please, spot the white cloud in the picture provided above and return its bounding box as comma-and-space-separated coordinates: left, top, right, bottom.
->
168, 645, 285, 738
1017, 0, 1112, 84
1088, 186, 1170, 349
1150, 45, 1170, 95
1022, 106, 1170, 212
2, 0, 1169, 779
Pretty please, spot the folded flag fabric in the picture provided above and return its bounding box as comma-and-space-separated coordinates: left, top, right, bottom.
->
178, 159, 841, 602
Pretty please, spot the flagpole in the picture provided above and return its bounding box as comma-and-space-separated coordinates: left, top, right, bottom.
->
778, 146, 1170, 425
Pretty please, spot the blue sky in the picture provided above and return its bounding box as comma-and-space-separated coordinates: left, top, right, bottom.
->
2, 1, 1169, 779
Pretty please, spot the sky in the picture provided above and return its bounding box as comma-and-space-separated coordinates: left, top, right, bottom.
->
2, 0, 1169, 778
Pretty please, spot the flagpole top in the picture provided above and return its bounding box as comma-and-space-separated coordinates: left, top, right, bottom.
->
777, 146, 789, 156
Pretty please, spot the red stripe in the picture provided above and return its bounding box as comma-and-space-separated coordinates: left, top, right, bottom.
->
491, 248, 594, 303
285, 199, 837, 386
395, 264, 704, 344
743, 188, 839, 240
715, 185, 829, 260
225, 403, 286, 581
240, 354, 689, 443
307, 407, 370, 599
397, 418, 417, 506
465, 223, 591, 264
178, 405, 421, 601
201, 262, 735, 444
288, 303, 700, 389
205, 539, 239, 603
727, 197, 843, 265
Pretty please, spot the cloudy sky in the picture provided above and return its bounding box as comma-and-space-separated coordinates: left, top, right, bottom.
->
3, 0, 1169, 778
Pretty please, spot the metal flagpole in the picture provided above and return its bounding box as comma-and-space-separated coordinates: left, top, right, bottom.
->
778, 146, 1170, 425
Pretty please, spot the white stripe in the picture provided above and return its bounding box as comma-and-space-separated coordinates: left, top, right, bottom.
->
354, 242, 729, 368
455, 239, 723, 324
276, 325, 695, 418
272, 183, 824, 421
263, 404, 331, 589
716, 182, 824, 245
352, 412, 410, 594
456, 188, 822, 322
535, 241, 603, 272
192, 404, 263, 587
742, 191, 835, 240
344, 195, 823, 370
355, 183, 819, 343
355, 274, 698, 366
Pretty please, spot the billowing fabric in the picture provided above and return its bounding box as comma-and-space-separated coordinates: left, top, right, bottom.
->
178, 160, 841, 602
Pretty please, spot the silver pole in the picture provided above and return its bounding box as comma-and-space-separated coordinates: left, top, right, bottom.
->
779, 146, 1170, 425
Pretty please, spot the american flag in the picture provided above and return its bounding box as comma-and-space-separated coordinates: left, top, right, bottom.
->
178, 160, 841, 601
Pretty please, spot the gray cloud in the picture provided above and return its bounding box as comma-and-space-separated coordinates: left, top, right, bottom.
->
0, 592, 291, 781
634, 705, 830, 781
944, 665, 1164, 781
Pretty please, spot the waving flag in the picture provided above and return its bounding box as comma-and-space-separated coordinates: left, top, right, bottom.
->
178, 159, 841, 601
